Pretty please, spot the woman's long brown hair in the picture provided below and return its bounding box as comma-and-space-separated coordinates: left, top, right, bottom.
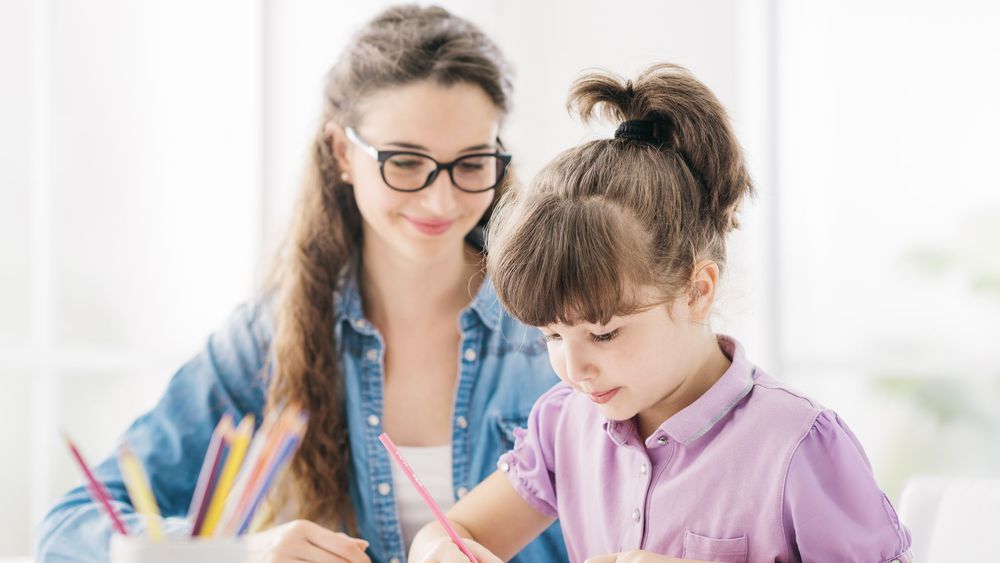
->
260, 4, 513, 532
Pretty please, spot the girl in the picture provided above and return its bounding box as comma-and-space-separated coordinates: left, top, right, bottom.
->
409, 64, 913, 563
36, 6, 567, 563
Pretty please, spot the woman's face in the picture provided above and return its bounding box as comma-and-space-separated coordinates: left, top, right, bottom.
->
334, 80, 502, 263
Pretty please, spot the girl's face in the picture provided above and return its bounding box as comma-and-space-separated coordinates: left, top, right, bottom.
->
335, 80, 502, 262
540, 291, 714, 432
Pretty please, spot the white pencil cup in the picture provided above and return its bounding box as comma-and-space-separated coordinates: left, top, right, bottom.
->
110, 534, 248, 563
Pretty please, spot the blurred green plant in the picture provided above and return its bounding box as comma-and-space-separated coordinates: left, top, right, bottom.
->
874, 206, 1000, 496
874, 376, 996, 428
903, 206, 1000, 304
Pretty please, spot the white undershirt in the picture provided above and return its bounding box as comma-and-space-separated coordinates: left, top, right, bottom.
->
390, 444, 455, 550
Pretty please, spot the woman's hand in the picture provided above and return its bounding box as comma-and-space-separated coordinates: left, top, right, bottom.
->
585, 551, 715, 563
247, 519, 371, 563
412, 536, 504, 563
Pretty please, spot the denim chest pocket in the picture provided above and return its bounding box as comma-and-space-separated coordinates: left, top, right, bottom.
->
495, 414, 528, 452
682, 531, 748, 563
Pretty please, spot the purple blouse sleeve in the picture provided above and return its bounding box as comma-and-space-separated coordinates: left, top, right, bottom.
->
782, 410, 913, 563
498, 382, 573, 519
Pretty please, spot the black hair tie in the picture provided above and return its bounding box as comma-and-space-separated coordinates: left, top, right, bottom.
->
614, 119, 660, 144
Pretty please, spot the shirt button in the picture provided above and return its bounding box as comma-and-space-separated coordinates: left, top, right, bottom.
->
378, 482, 391, 496
367, 414, 380, 427
356, 319, 368, 330
457, 487, 469, 498
366, 349, 378, 361
640, 463, 648, 475
389, 558, 401, 563
456, 416, 468, 429
656, 435, 668, 446
463, 348, 477, 362
632, 508, 641, 523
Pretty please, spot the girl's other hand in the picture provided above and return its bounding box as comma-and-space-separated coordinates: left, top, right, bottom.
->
247, 519, 371, 563
413, 536, 504, 563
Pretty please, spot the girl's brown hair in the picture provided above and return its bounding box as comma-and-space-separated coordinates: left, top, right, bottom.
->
487, 63, 753, 327
263, 4, 513, 532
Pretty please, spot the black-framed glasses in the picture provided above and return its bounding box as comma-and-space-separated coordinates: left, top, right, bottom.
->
345, 127, 512, 193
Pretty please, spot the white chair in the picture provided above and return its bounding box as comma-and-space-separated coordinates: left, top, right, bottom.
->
898, 475, 1000, 561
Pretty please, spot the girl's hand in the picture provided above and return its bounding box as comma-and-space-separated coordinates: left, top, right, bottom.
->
585, 551, 715, 563
413, 536, 504, 563
247, 519, 371, 563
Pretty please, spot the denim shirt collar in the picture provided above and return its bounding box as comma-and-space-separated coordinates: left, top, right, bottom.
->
468, 277, 502, 329
333, 272, 367, 327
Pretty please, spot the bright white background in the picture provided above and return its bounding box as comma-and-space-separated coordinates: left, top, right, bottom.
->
1, 0, 998, 558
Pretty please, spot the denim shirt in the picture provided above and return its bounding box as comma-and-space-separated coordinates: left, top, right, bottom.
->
35, 276, 568, 563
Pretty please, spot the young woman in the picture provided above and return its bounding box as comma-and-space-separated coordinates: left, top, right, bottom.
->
36, 6, 567, 563
409, 63, 912, 563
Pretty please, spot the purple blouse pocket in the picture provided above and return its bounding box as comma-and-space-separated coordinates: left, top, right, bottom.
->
682, 531, 748, 563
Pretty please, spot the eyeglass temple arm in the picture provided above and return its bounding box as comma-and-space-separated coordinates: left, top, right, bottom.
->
345, 127, 380, 160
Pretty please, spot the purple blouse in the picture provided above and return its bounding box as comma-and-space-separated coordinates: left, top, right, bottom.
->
499, 336, 912, 563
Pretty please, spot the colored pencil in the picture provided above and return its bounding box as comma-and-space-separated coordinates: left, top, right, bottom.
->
63, 434, 129, 536
118, 444, 163, 541
199, 414, 255, 536
190, 415, 234, 535
217, 411, 276, 535
187, 413, 232, 525
379, 432, 479, 563
234, 412, 308, 535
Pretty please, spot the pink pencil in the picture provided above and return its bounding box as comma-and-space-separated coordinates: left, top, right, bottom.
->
378, 433, 479, 563
63, 434, 129, 536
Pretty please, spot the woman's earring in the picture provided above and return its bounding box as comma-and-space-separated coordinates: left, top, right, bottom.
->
340, 172, 350, 182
